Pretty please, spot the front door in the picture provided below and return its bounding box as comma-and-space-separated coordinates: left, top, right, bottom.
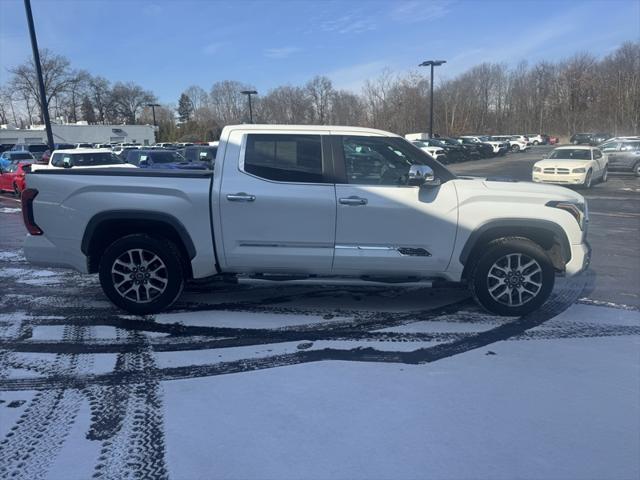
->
218, 130, 336, 274
332, 135, 458, 276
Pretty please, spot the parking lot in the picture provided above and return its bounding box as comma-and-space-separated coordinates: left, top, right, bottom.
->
0, 148, 639, 480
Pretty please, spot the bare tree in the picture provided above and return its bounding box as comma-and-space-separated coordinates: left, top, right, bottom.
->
110, 82, 156, 124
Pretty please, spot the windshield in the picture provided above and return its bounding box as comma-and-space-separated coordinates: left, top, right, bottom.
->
146, 151, 186, 164
549, 149, 592, 160
51, 152, 124, 167
12, 152, 34, 160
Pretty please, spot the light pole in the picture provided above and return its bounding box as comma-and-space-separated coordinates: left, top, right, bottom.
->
419, 59, 446, 138
23, 0, 54, 151
241, 90, 257, 123
146, 103, 160, 126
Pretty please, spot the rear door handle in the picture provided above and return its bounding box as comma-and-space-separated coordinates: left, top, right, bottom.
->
227, 193, 256, 202
339, 196, 368, 206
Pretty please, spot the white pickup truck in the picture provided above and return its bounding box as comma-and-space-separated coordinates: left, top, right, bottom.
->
22, 125, 591, 316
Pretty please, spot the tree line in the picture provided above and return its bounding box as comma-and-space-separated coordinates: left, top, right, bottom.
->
1, 42, 638, 142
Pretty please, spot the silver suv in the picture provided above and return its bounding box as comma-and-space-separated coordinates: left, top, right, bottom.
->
600, 140, 640, 176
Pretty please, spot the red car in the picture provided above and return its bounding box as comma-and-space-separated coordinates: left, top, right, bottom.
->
0, 161, 32, 196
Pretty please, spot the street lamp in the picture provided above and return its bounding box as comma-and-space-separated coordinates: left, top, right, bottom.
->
240, 90, 258, 124
23, 0, 54, 151
146, 103, 160, 126
418, 59, 446, 138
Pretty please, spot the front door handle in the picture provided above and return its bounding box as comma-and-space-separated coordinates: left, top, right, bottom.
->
339, 196, 368, 206
227, 193, 256, 202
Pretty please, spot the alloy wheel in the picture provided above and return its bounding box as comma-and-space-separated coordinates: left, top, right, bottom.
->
486, 253, 543, 307
111, 248, 168, 303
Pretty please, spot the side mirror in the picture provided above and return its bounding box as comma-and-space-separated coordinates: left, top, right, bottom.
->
408, 165, 440, 187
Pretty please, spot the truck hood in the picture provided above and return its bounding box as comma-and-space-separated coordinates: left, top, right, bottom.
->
481, 178, 584, 202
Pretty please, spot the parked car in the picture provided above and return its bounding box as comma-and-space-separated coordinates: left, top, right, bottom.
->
74, 143, 94, 149
452, 137, 491, 158
589, 133, 612, 146
10, 143, 49, 156
155, 143, 177, 149
599, 139, 640, 176
125, 149, 208, 170
491, 136, 529, 153
459, 136, 509, 156
0, 151, 35, 169
410, 141, 447, 163
0, 143, 15, 153
181, 145, 217, 167
532, 146, 607, 188
526, 134, 549, 145
32, 148, 136, 170
0, 161, 32, 196
23, 124, 590, 317
419, 138, 466, 163
569, 133, 593, 145
39, 143, 77, 164
548, 136, 559, 145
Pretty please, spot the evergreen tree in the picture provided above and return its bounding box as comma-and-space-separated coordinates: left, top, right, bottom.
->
177, 93, 194, 122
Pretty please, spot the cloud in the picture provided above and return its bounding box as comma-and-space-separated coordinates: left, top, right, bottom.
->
264, 47, 302, 59
325, 61, 389, 92
202, 42, 225, 56
391, 0, 454, 23
320, 14, 376, 34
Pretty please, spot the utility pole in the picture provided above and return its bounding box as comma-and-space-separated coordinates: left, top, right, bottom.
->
419, 60, 446, 138
147, 103, 160, 126
23, 0, 54, 150
241, 90, 258, 123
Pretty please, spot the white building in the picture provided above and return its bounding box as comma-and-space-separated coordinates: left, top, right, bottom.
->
0, 124, 156, 146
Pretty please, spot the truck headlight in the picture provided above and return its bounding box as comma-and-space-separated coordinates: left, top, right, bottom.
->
572, 167, 586, 173
546, 200, 588, 230
533, 166, 541, 172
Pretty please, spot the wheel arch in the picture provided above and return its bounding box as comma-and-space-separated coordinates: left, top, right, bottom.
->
82, 210, 196, 277
460, 219, 571, 279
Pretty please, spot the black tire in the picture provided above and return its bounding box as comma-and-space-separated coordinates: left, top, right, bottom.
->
468, 237, 555, 316
634, 162, 640, 177
99, 234, 185, 315
533, 141, 539, 146
600, 166, 608, 183
511, 144, 520, 153
582, 170, 593, 189
13, 182, 20, 198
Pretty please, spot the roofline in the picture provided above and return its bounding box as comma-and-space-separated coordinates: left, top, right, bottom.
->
223, 124, 400, 137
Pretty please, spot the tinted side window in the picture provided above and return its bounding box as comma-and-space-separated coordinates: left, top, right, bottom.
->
593, 150, 602, 159
342, 136, 428, 186
51, 153, 63, 167
621, 142, 640, 152
244, 134, 323, 183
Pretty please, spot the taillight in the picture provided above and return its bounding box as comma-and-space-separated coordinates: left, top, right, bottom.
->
21, 188, 43, 235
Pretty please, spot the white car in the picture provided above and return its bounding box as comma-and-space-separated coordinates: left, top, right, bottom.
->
31, 148, 137, 171
459, 136, 509, 155
532, 146, 608, 188
491, 136, 529, 153
526, 134, 546, 145
411, 141, 447, 161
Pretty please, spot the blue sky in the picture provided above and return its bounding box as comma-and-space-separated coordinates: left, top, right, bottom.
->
1, 0, 638, 103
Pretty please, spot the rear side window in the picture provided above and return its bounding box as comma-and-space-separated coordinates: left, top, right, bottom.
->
621, 142, 640, 151
244, 134, 323, 183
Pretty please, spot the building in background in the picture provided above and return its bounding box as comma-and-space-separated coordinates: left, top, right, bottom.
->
0, 123, 156, 145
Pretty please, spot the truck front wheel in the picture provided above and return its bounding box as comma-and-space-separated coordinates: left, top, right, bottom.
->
99, 234, 185, 315
469, 237, 555, 316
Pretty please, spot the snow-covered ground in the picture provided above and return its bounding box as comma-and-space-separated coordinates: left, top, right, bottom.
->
0, 204, 639, 480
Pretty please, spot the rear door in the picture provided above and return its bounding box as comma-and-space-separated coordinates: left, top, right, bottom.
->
332, 135, 458, 276
218, 130, 336, 274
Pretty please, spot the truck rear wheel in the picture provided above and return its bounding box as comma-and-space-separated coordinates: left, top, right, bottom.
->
469, 237, 555, 316
99, 234, 185, 315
